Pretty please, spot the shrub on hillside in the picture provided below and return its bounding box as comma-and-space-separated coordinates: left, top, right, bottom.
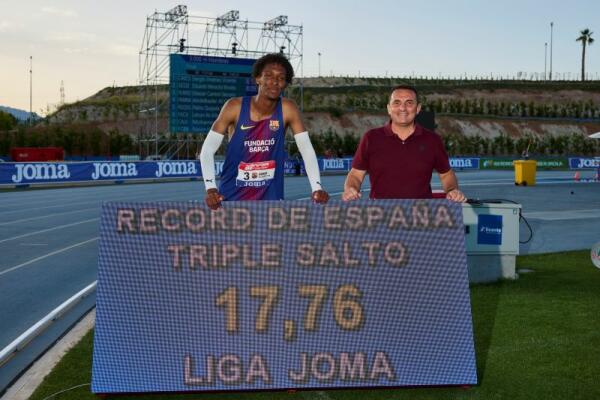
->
0, 110, 18, 131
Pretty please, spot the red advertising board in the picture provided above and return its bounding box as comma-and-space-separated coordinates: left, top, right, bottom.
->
10, 147, 65, 162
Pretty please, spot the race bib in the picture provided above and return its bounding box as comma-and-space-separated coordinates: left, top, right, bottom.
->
236, 160, 275, 187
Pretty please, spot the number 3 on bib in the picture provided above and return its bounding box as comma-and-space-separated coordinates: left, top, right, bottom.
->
236, 160, 276, 187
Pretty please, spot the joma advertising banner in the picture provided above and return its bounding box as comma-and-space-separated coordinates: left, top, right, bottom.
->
92, 200, 477, 394
0, 161, 201, 185
449, 158, 480, 170
319, 158, 353, 172
568, 157, 600, 169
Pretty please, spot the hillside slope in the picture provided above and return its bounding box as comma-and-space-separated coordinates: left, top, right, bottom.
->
46, 78, 600, 138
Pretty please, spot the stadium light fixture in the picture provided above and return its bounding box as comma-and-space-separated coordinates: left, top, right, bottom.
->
217, 10, 239, 27
264, 15, 288, 31
165, 5, 187, 22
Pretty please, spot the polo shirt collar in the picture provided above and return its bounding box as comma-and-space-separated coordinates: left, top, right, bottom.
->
384, 121, 423, 138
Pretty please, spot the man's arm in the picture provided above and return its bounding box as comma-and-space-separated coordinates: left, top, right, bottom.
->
342, 168, 367, 201
283, 99, 329, 204
438, 169, 466, 203
199, 98, 240, 209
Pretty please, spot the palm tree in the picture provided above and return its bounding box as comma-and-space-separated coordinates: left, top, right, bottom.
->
576, 29, 594, 81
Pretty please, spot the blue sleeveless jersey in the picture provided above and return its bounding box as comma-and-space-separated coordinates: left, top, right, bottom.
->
219, 96, 286, 200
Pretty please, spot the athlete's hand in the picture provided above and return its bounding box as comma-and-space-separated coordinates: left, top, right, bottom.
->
205, 188, 225, 210
312, 190, 329, 204
446, 188, 466, 203
342, 187, 361, 202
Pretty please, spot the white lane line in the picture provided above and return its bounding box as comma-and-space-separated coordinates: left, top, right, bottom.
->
0, 195, 197, 227
524, 209, 600, 221
0, 191, 201, 217
449, 180, 590, 187
299, 178, 592, 200
0, 207, 98, 226
456, 178, 517, 183
0, 218, 99, 244
0, 237, 99, 277
0, 192, 182, 215
0, 200, 101, 215
0, 186, 199, 209
0, 197, 98, 209
438, 179, 565, 187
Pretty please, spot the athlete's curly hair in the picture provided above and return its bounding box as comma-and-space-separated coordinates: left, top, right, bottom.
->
252, 53, 295, 84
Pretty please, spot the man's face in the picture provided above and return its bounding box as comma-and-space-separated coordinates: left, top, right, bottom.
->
256, 63, 287, 100
387, 89, 421, 126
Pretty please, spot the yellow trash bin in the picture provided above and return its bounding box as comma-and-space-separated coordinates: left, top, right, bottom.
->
514, 160, 537, 186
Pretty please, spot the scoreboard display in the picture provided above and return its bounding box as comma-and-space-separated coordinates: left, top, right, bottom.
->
92, 200, 477, 394
169, 54, 257, 133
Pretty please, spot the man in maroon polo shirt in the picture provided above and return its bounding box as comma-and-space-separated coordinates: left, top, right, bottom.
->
342, 85, 466, 202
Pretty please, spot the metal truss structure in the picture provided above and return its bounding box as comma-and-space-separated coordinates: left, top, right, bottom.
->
138, 5, 303, 158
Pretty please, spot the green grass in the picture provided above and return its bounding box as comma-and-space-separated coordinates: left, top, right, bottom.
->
29, 251, 600, 400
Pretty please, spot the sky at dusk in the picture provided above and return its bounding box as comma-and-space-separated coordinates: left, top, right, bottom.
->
1, 0, 599, 114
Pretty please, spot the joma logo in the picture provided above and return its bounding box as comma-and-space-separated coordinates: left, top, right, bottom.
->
12, 163, 70, 183
92, 163, 138, 180
155, 162, 198, 177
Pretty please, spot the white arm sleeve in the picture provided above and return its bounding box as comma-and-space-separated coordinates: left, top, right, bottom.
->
199, 130, 224, 190
294, 131, 323, 192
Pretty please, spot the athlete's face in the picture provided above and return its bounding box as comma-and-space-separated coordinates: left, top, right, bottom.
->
387, 89, 421, 127
256, 63, 287, 100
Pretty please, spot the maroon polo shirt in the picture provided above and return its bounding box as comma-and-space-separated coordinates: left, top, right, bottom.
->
352, 122, 451, 199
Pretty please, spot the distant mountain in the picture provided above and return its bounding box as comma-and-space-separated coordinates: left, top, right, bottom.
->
0, 105, 40, 121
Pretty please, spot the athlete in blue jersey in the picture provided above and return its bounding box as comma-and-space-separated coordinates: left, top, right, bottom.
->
199, 53, 329, 209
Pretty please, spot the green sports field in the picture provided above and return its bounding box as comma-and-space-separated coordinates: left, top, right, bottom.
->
29, 250, 600, 400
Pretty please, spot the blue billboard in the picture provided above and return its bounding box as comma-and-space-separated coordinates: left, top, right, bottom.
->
0, 161, 201, 185
92, 200, 477, 394
569, 157, 600, 169
320, 158, 353, 172
450, 158, 480, 170
169, 54, 257, 134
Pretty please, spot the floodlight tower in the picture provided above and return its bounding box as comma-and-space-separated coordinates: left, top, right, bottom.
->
138, 7, 304, 157
140, 5, 188, 85
139, 4, 189, 157
258, 15, 302, 71
259, 16, 290, 57
264, 15, 288, 30
199, 10, 250, 58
